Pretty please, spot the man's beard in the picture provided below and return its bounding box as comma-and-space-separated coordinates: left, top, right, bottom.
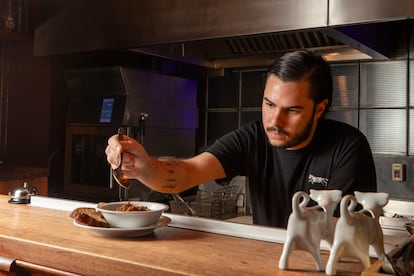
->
266, 111, 316, 149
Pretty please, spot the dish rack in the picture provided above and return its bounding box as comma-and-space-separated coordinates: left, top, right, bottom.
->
169, 185, 239, 219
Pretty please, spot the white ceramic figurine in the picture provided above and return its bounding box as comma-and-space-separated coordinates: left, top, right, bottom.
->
355, 191, 389, 218
279, 189, 342, 271
325, 192, 389, 275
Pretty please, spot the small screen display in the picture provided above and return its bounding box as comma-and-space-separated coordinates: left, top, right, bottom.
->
99, 98, 115, 123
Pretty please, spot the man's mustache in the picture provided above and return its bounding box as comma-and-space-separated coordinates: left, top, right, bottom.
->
266, 126, 288, 136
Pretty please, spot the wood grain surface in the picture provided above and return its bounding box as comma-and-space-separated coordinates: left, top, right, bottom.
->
0, 196, 364, 275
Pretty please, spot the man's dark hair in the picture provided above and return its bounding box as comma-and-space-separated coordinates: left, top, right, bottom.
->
267, 50, 333, 117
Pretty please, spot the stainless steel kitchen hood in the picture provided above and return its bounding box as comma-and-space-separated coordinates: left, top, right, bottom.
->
129, 29, 379, 68
33, 0, 414, 67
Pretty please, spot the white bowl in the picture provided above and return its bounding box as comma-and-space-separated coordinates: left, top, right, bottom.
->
97, 201, 169, 228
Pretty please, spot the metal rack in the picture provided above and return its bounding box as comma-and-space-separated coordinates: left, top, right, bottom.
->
170, 186, 240, 219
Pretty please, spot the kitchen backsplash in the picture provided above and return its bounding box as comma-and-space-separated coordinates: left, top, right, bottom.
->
205, 59, 414, 201
375, 155, 414, 200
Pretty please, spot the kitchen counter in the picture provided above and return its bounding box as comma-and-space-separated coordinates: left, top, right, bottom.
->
0, 195, 369, 275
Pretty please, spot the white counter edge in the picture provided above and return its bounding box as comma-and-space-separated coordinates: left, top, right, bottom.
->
30, 195, 97, 211
30, 196, 409, 257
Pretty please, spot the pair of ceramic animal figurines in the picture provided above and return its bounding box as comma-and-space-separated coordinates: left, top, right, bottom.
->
278, 189, 389, 275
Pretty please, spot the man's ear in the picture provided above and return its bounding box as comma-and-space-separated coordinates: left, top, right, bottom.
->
315, 99, 329, 119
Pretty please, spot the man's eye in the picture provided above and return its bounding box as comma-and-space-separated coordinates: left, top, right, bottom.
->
288, 108, 300, 113
265, 102, 274, 107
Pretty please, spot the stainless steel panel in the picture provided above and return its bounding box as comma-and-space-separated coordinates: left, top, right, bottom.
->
133, 29, 345, 68
34, 0, 328, 56
65, 67, 198, 128
326, 110, 358, 128
409, 109, 414, 155
329, 0, 414, 26
360, 61, 407, 108
409, 60, 414, 107
331, 64, 359, 108
360, 109, 406, 154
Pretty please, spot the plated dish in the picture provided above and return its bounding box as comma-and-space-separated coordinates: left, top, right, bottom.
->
73, 215, 171, 237
97, 201, 169, 228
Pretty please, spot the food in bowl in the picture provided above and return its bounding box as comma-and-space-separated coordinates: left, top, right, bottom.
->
97, 201, 169, 228
116, 202, 150, 212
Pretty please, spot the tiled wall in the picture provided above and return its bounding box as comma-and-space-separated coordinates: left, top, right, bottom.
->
375, 155, 414, 200
205, 62, 414, 201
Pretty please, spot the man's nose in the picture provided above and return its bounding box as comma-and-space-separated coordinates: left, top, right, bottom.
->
271, 108, 284, 126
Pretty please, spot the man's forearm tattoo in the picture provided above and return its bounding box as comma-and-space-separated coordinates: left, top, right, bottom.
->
163, 160, 177, 189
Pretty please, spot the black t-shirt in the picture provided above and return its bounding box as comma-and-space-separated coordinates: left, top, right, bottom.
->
205, 119, 377, 228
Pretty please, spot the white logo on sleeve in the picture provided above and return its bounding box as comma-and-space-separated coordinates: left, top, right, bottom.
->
308, 174, 329, 187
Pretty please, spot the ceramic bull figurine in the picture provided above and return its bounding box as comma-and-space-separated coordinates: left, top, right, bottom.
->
325, 192, 388, 275
279, 189, 342, 271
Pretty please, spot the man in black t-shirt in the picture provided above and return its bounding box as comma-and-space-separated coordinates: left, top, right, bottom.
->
105, 50, 376, 228
205, 119, 376, 227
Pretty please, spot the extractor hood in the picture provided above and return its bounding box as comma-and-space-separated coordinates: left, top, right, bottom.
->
129, 28, 380, 68
34, 0, 414, 68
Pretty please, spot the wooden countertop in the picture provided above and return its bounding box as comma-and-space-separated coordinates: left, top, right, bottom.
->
0, 195, 364, 275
